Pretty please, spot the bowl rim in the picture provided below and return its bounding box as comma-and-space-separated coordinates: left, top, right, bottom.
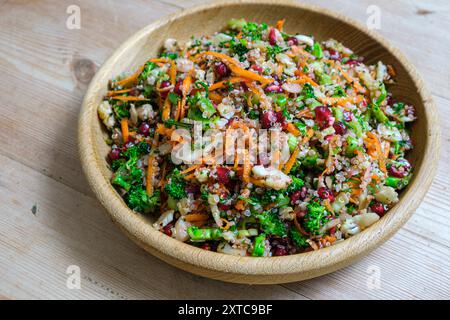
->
78, 0, 440, 280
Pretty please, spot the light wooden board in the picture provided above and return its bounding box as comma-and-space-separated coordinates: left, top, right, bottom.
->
0, 0, 448, 299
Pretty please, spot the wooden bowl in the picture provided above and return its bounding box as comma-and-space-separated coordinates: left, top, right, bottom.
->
78, 0, 440, 284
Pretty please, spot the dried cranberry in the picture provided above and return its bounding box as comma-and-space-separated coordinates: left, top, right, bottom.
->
318, 187, 334, 201
174, 79, 183, 95
287, 36, 298, 46
265, 82, 283, 93
138, 122, 150, 136
274, 245, 288, 256
315, 106, 334, 129
371, 202, 386, 217
214, 61, 230, 78
329, 226, 336, 235
185, 184, 200, 195
218, 203, 231, 211
290, 186, 307, 204
250, 64, 264, 74
328, 49, 341, 60
129, 88, 139, 96
268, 28, 277, 45
216, 166, 231, 185
159, 80, 171, 99
109, 148, 121, 160
343, 110, 353, 122
201, 243, 211, 251
261, 110, 278, 128
345, 59, 360, 65
162, 221, 174, 236
333, 121, 347, 135
388, 162, 410, 178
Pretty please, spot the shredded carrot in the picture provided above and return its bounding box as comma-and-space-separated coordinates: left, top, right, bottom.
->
149, 58, 170, 64
284, 146, 300, 174
175, 99, 182, 121
250, 177, 265, 187
335, 63, 365, 93
383, 141, 391, 158
209, 91, 223, 104
110, 96, 149, 102
243, 150, 251, 183
162, 96, 171, 121
158, 161, 167, 188
324, 199, 335, 214
285, 122, 301, 137
289, 75, 319, 87
275, 19, 285, 31
156, 123, 175, 137
107, 88, 133, 96
181, 164, 200, 175
146, 156, 155, 196
235, 200, 246, 211
169, 60, 177, 85
180, 73, 193, 119
184, 173, 196, 180
115, 65, 144, 88
184, 213, 209, 222
120, 118, 129, 143
193, 51, 240, 66
228, 64, 271, 85
209, 77, 247, 91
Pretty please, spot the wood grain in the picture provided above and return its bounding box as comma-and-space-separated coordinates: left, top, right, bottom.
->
0, 0, 449, 299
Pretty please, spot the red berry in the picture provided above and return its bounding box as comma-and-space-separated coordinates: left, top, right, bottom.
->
328, 49, 341, 60
159, 80, 171, 99
214, 61, 230, 78
109, 148, 121, 160
216, 166, 231, 185
371, 202, 386, 217
268, 28, 277, 45
265, 82, 283, 93
274, 245, 287, 256
201, 243, 211, 251
162, 222, 174, 237
315, 106, 334, 129
174, 79, 183, 95
287, 36, 298, 46
185, 184, 200, 195
333, 121, 347, 135
138, 122, 150, 136
290, 186, 307, 204
345, 59, 360, 65
250, 64, 264, 74
318, 187, 334, 201
261, 110, 278, 128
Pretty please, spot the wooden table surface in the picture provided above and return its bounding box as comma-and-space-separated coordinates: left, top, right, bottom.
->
1, 0, 449, 300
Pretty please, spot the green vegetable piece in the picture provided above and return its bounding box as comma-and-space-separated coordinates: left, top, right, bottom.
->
290, 228, 309, 248
287, 134, 299, 152
345, 136, 359, 157
332, 107, 343, 121
227, 18, 247, 30
164, 169, 187, 199
252, 234, 266, 257
257, 211, 287, 237
303, 201, 327, 235
312, 42, 323, 59
126, 187, 160, 213
287, 176, 305, 193
294, 121, 308, 136
346, 119, 363, 137
139, 61, 157, 81
187, 226, 223, 241
275, 94, 287, 107
371, 103, 389, 124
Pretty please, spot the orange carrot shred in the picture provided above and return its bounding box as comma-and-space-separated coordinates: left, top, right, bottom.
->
120, 118, 129, 143
146, 156, 155, 196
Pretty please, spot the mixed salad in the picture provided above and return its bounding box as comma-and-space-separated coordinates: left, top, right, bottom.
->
98, 19, 416, 256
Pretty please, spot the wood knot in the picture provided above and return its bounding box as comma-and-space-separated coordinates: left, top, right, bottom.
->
72, 58, 97, 84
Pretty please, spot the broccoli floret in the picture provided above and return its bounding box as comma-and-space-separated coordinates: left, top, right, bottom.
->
139, 61, 157, 81
252, 234, 266, 257
111, 143, 149, 191
303, 201, 327, 235
287, 176, 304, 193
260, 189, 290, 207
126, 186, 160, 213
290, 228, 309, 248
257, 211, 287, 237
164, 169, 187, 199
